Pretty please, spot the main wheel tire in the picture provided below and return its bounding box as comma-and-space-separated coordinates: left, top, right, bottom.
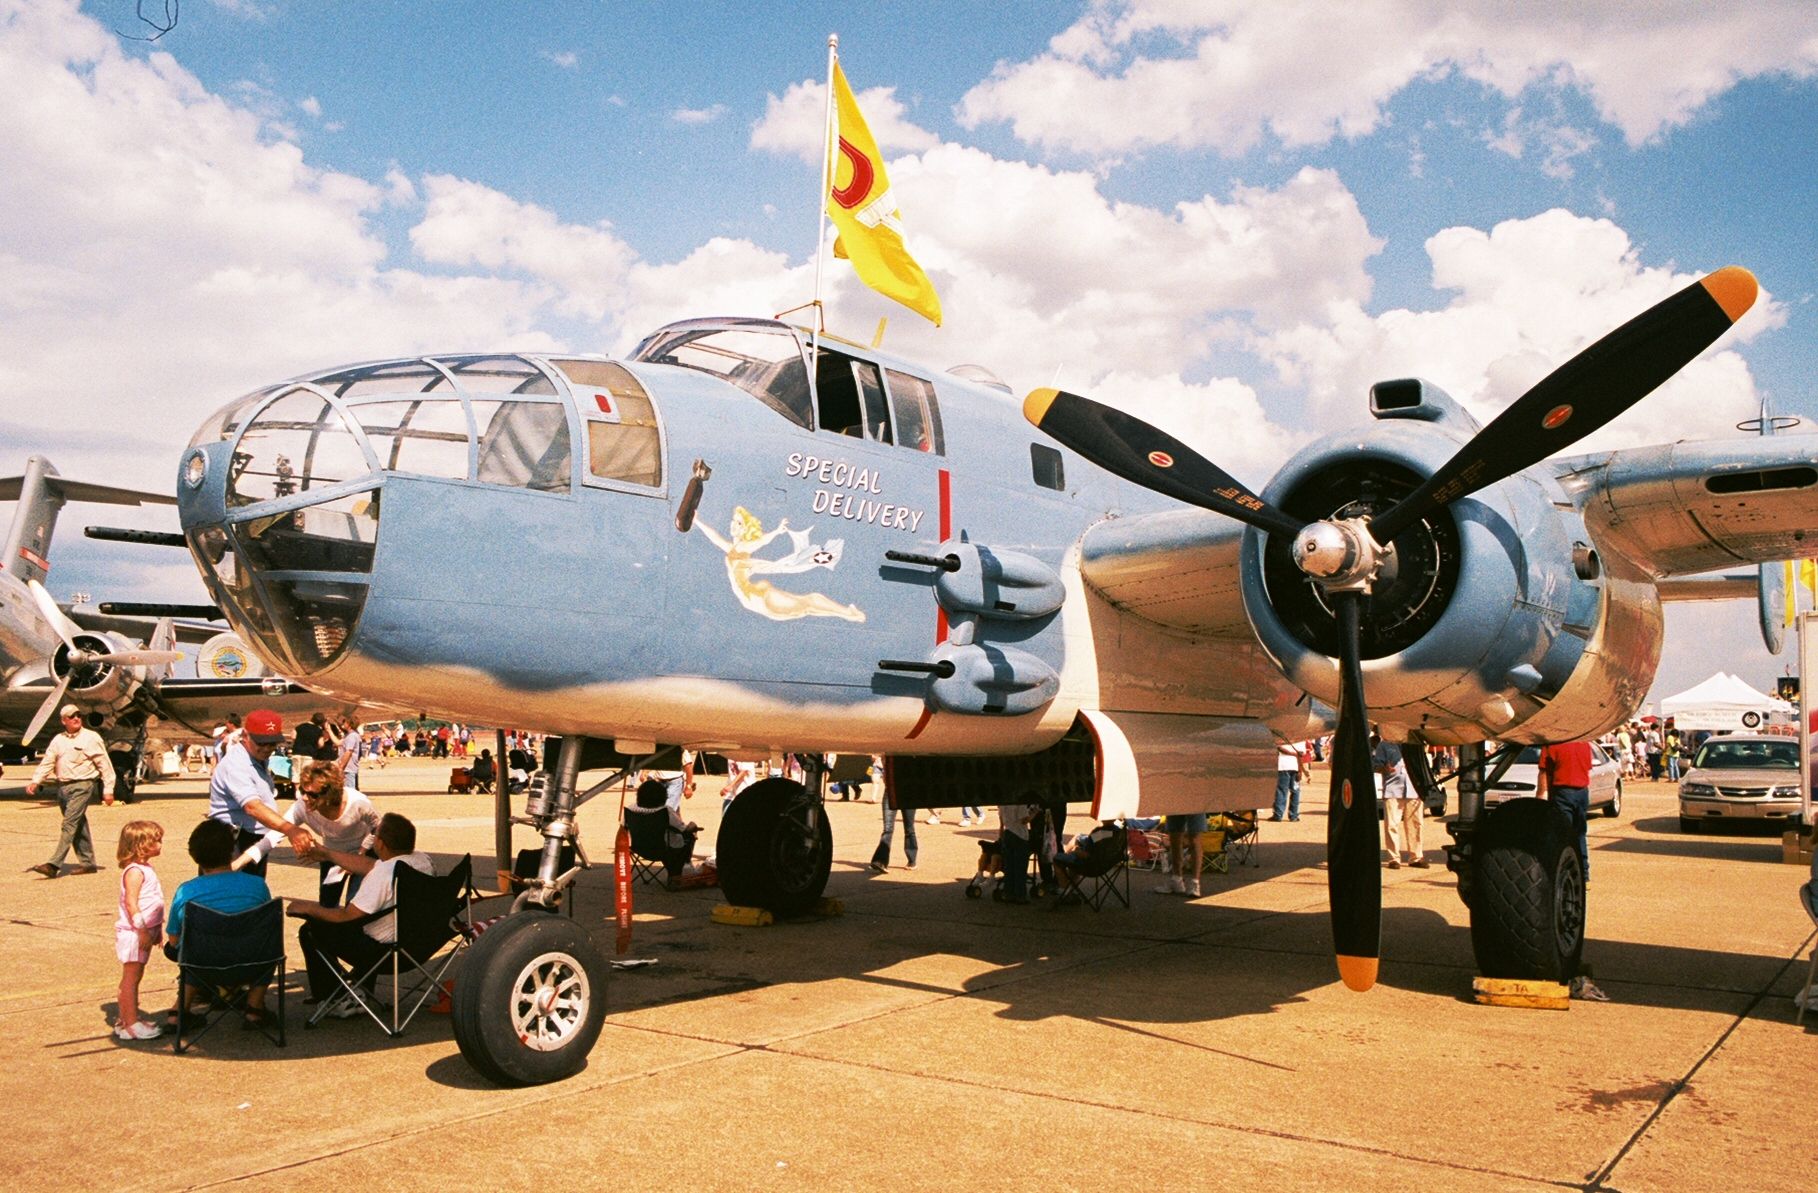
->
716, 778, 832, 917
452, 911, 607, 1086
1603, 781, 1622, 818
111, 752, 138, 803
1468, 798, 1585, 981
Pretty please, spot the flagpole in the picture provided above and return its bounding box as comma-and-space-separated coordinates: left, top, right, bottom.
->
810, 33, 839, 339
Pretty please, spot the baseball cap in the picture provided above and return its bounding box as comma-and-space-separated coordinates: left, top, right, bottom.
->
245, 708, 285, 743
59, 704, 81, 719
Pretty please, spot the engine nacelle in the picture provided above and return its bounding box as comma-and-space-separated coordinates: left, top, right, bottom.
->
55, 629, 147, 718
1239, 379, 1662, 745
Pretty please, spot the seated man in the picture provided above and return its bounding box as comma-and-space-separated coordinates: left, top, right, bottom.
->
286, 813, 434, 1010
469, 749, 496, 794
625, 778, 699, 890
164, 818, 277, 1025
1050, 820, 1123, 892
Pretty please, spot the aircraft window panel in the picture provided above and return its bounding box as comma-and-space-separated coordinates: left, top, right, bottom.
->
441, 355, 559, 396
854, 361, 893, 444
230, 391, 368, 507
550, 359, 651, 404
190, 385, 277, 451
473, 400, 573, 493
585, 420, 663, 488
884, 369, 944, 455
347, 400, 470, 478
1031, 443, 1065, 491
312, 361, 444, 399
815, 350, 865, 437
630, 328, 813, 429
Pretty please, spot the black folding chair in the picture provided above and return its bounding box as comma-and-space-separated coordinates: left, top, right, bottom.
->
1220, 810, 1260, 868
622, 805, 670, 887
173, 900, 286, 1053
306, 855, 474, 1036
1054, 825, 1130, 911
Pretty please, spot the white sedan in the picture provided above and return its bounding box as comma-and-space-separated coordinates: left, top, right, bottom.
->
1485, 742, 1624, 817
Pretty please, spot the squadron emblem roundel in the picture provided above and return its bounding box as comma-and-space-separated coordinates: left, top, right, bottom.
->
1147, 451, 1174, 468
1542, 404, 1574, 430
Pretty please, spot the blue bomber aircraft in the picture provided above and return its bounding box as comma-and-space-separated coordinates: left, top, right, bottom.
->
171, 265, 1812, 1085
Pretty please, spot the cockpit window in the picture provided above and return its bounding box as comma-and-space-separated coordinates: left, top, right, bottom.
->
228, 389, 370, 507
440, 355, 559, 396
884, 369, 944, 455
814, 349, 893, 443
630, 325, 813, 430
472, 400, 572, 493
552, 360, 663, 490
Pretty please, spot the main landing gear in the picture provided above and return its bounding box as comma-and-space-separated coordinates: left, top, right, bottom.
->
1443, 743, 1587, 983
452, 739, 835, 1086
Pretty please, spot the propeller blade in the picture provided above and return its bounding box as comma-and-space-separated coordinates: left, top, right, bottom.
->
92, 649, 185, 667
25, 579, 81, 652
21, 674, 73, 746
1372, 266, 1757, 543
1327, 591, 1382, 991
1024, 388, 1306, 540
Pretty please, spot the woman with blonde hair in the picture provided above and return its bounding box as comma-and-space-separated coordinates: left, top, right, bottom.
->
231, 760, 379, 905
113, 820, 165, 1040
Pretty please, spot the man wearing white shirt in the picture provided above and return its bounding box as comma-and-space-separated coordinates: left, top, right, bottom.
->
288, 813, 434, 1006
1271, 739, 1308, 822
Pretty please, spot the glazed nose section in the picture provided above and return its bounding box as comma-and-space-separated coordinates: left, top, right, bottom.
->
177, 391, 380, 677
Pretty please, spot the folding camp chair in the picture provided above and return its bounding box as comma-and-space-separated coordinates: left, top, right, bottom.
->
173, 900, 286, 1054
1196, 825, 1230, 876
1222, 810, 1260, 868
511, 845, 579, 916
622, 804, 672, 887
1126, 826, 1164, 870
1054, 825, 1130, 910
306, 855, 474, 1036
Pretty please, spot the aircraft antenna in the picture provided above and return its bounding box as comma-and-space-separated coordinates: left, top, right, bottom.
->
808, 32, 839, 347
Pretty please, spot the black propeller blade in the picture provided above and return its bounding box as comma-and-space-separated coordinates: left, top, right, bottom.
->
1023, 388, 1306, 540
1327, 592, 1382, 991
1370, 266, 1757, 544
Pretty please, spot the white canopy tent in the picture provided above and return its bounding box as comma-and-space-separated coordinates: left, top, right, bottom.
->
1658, 672, 1793, 733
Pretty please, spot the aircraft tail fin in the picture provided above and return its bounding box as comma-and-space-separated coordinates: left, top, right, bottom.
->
0, 456, 176, 584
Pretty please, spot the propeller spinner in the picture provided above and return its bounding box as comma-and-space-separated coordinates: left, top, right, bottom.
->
1024, 265, 1757, 990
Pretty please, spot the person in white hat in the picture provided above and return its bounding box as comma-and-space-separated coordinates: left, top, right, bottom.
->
25, 705, 115, 878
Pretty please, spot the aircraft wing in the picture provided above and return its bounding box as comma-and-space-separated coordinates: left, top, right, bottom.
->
1558, 431, 1818, 578
1074, 508, 1253, 636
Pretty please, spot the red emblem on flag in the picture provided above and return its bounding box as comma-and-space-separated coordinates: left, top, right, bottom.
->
1148, 451, 1174, 468
1542, 404, 1573, 430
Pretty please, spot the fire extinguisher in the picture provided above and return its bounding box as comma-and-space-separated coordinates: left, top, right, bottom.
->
614, 822, 633, 954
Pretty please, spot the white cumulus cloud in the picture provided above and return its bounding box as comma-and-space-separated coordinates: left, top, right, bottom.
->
750, 77, 940, 161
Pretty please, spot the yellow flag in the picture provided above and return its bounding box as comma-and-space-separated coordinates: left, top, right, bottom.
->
1802, 558, 1818, 607
1787, 560, 1799, 627
826, 63, 942, 325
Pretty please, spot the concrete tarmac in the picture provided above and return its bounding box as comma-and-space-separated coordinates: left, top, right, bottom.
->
1, 756, 1813, 1191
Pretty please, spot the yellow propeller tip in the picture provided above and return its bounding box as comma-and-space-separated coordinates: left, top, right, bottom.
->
1023, 387, 1061, 427
1702, 266, 1757, 324
1336, 954, 1379, 992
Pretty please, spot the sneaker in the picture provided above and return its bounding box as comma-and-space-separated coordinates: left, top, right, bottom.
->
958, 817, 972, 827
905, 859, 917, 870
1152, 875, 1186, 896
327, 1002, 362, 1019
925, 813, 941, 825
114, 1020, 162, 1041
1185, 879, 1201, 898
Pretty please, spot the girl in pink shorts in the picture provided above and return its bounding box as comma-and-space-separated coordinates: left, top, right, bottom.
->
114, 821, 166, 1041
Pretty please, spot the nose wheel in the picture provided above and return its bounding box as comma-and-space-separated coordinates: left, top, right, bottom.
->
452, 911, 607, 1086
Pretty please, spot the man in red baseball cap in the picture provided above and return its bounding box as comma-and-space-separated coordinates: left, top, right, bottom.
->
207, 708, 310, 877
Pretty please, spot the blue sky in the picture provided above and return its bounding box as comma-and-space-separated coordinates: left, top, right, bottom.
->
5, 0, 1818, 701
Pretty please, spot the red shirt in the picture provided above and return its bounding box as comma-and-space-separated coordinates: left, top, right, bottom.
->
1538, 741, 1594, 789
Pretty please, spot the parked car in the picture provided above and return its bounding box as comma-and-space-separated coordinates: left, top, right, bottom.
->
1485, 742, 1623, 817
1677, 733, 1803, 831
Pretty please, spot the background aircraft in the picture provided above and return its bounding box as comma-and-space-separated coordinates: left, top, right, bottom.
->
1, 455, 358, 795
166, 263, 1815, 1085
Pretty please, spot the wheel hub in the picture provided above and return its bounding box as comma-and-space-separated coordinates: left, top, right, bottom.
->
510, 950, 590, 1052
